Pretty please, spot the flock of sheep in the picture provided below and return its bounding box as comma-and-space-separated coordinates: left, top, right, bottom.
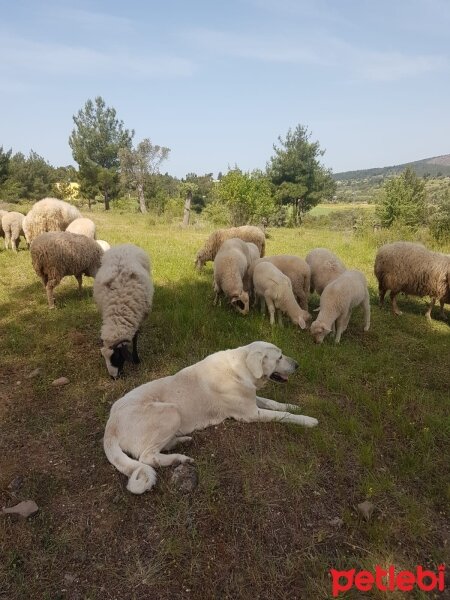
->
1, 198, 449, 378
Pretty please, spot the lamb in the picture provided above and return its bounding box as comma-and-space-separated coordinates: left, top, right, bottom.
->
251, 255, 311, 311
246, 242, 261, 264
22, 197, 82, 244
305, 248, 346, 295
93, 244, 154, 378
30, 231, 104, 308
252, 261, 312, 328
374, 241, 450, 320
310, 270, 370, 344
66, 217, 96, 239
213, 238, 251, 315
96, 240, 111, 252
195, 225, 265, 270
2, 211, 25, 252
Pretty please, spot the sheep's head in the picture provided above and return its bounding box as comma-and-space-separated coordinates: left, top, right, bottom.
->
310, 320, 331, 344
297, 310, 312, 330
231, 291, 250, 315
194, 253, 205, 271
101, 341, 133, 379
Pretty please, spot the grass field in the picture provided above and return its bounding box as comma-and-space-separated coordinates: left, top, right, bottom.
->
1, 213, 449, 600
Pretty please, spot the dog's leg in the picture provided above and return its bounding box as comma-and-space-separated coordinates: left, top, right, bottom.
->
140, 451, 194, 467
162, 436, 193, 451
256, 396, 299, 412
239, 408, 318, 428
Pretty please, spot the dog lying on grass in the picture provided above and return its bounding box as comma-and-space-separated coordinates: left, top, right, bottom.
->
104, 341, 318, 494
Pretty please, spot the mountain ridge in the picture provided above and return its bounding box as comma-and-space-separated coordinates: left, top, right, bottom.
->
333, 154, 450, 181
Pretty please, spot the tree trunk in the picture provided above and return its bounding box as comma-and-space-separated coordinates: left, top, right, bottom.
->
137, 183, 147, 214
182, 190, 192, 227
104, 190, 110, 211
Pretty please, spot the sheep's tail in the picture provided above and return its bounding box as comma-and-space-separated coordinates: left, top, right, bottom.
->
103, 422, 157, 494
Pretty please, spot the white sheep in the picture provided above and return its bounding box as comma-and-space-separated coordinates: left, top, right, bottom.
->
195, 225, 265, 270
96, 240, 111, 252
30, 231, 104, 308
251, 255, 310, 311
23, 197, 81, 244
0, 210, 8, 240
310, 270, 370, 344
66, 217, 96, 239
93, 244, 154, 378
252, 261, 312, 328
374, 241, 450, 320
213, 238, 251, 315
2, 211, 25, 252
305, 248, 346, 295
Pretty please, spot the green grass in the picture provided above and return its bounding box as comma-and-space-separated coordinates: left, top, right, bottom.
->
0, 214, 449, 599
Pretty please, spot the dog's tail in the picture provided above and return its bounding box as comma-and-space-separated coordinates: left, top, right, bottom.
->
103, 422, 157, 494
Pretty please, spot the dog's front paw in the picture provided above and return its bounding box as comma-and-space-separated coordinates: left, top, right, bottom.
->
302, 416, 319, 428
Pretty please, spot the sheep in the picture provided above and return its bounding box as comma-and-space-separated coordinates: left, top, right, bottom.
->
310, 270, 370, 344
195, 225, 265, 270
0, 209, 9, 241
246, 242, 261, 264
93, 244, 154, 378
96, 240, 111, 252
66, 217, 96, 239
22, 197, 82, 244
252, 261, 312, 329
2, 211, 25, 252
30, 231, 103, 308
250, 255, 311, 311
213, 238, 251, 315
305, 248, 346, 295
374, 241, 450, 320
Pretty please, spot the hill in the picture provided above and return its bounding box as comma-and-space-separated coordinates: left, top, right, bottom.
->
333, 154, 450, 182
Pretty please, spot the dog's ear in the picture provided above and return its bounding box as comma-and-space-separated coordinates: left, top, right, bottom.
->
246, 350, 264, 379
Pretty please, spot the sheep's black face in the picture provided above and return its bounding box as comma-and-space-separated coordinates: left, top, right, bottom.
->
101, 342, 132, 379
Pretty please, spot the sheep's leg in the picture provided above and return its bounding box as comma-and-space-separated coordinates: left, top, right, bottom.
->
335, 313, 350, 344
4, 233, 10, 249
12, 238, 18, 253
259, 295, 266, 314
75, 274, 83, 293
439, 299, 448, 321
363, 293, 371, 331
425, 298, 435, 320
46, 279, 58, 309
256, 396, 299, 412
390, 292, 402, 315
277, 310, 284, 327
378, 285, 387, 307
132, 332, 140, 364
266, 297, 276, 325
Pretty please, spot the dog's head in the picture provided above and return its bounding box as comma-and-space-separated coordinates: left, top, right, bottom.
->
310, 320, 331, 344
245, 341, 298, 388
101, 341, 133, 379
231, 291, 250, 315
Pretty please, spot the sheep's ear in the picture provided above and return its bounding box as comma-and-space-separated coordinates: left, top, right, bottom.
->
246, 350, 264, 379
101, 346, 113, 359
313, 307, 320, 312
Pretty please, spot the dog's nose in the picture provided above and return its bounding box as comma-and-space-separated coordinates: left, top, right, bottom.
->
290, 359, 299, 370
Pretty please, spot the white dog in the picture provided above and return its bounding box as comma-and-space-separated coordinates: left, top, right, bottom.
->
104, 341, 318, 494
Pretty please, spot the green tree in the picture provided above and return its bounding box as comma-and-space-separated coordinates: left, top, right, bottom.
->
267, 124, 336, 224
184, 172, 215, 213
4, 150, 56, 200
376, 167, 426, 228
428, 188, 450, 241
69, 97, 133, 210
216, 168, 275, 225
0, 146, 12, 186
119, 138, 170, 213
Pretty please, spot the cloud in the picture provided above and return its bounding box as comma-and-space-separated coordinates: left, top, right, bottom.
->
51, 7, 134, 33
0, 32, 196, 81
185, 27, 448, 81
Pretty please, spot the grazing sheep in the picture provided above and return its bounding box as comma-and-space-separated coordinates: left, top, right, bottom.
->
374, 241, 450, 320
96, 240, 111, 252
253, 261, 312, 329
246, 242, 261, 264
305, 248, 346, 295
30, 231, 103, 308
251, 255, 311, 311
195, 225, 265, 270
2, 211, 25, 252
23, 197, 82, 244
66, 217, 96, 239
310, 270, 370, 344
213, 238, 251, 315
93, 244, 154, 378
0, 210, 8, 240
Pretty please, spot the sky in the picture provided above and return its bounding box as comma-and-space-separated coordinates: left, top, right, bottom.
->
1, 0, 450, 178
